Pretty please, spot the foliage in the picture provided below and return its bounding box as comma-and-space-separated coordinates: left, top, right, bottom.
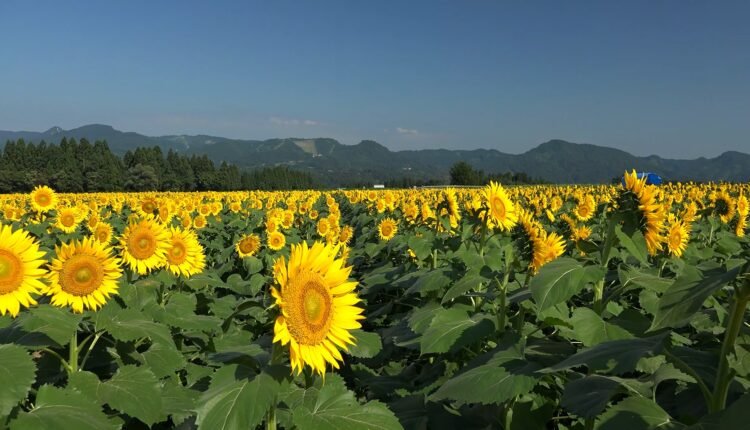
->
1, 178, 750, 429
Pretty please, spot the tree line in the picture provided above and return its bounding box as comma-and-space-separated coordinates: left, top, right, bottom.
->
449, 161, 547, 186
0, 138, 317, 193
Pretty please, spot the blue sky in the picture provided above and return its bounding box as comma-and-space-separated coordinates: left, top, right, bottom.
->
1, 0, 748, 158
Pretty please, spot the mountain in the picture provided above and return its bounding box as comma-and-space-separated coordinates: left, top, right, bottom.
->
1, 125, 748, 184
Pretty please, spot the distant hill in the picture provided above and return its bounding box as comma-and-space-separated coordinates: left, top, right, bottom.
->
1, 124, 748, 184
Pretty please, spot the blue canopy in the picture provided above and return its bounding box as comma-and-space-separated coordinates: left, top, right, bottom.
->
623, 172, 663, 186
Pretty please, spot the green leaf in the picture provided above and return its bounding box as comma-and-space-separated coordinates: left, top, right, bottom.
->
650, 266, 741, 331
562, 375, 622, 418
98, 365, 163, 426
139, 341, 187, 378
406, 269, 451, 295
614, 225, 649, 266
429, 359, 540, 405
292, 375, 403, 430
567, 308, 634, 347
348, 330, 383, 358
618, 266, 672, 294
530, 258, 588, 312
595, 396, 686, 430
196, 365, 280, 430
242, 256, 264, 274
420, 307, 481, 354
544, 334, 666, 375
18, 305, 81, 347
407, 301, 441, 334
442, 274, 485, 304
95, 308, 173, 345
0, 344, 36, 416
161, 379, 198, 426
10, 385, 119, 430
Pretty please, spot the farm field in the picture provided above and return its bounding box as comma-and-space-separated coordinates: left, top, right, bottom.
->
1, 172, 749, 429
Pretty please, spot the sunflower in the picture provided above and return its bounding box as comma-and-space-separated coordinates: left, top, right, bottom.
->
483, 181, 518, 231
55, 206, 81, 234
92, 222, 114, 245
193, 215, 207, 229
573, 195, 596, 221
620, 170, 665, 255
339, 225, 353, 245
378, 218, 398, 241
737, 193, 749, 217
236, 234, 261, 258
46, 237, 122, 313
736, 214, 747, 238
666, 218, 690, 257
271, 241, 364, 376
268, 231, 286, 251
530, 231, 566, 273
0, 225, 47, 317
165, 227, 205, 278
317, 218, 330, 237
714, 191, 735, 224
637, 186, 666, 255
30, 185, 57, 213
119, 218, 170, 274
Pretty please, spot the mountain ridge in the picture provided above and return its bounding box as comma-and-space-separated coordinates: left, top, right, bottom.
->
1, 124, 748, 184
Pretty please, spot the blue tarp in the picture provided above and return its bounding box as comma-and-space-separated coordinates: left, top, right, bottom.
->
623, 172, 663, 186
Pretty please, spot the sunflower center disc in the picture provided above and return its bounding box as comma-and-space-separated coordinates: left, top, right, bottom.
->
75, 267, 93, 283
304, 289, 326, 324
169, 242, 187, 264
62, 214, 75, 227
61, 255, 103, 296
492, 197, 505, 218
239, 239, 254, 254
37, 195, 49, 205
128, 229, 157, 260
0, 250, 23, 294
287, 273, 333, 345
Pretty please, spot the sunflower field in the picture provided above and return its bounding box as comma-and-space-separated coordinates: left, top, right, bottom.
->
1, 171, 750, 429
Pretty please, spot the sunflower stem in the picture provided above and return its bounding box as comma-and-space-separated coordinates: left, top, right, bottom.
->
266, 342, 282, 430
593, 279, 605, 315
80, 332, 103, 371
710, 279, 750, 412
69, 332, 79, 374
41, 348, 70, 372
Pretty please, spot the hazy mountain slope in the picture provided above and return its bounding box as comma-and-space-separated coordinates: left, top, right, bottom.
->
1, 125, 748, 183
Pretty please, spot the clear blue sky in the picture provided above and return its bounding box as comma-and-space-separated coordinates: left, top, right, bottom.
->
1, 0, 748, 158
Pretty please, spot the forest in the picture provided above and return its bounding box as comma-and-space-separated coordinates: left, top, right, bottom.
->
0, 138, 317, 192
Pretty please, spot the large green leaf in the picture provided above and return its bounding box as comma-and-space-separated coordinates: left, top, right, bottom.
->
139, 341, 187, 378
595, 396, 686, 430
18, 305, 81, 347
348, 330, 383, 358
614, 226, 649, 266
291, 375, 403, 430
530, 258, 596, 312
98, 365, 163, 426
650, 266, 741, 331
544, 334, 666, 375
567, 308, 634, 347
10, 385, 119, 430
429, 359, 540, 406
405, 269, 451, 295
161, 379, 198, 426
95, 307, 173, 345
562, 375, 622, 418
419, 307, 483, 354
195, 365, 280, 430
0, 344, 36, 416
441, 274, 485, 304
618, 266, 672, 294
